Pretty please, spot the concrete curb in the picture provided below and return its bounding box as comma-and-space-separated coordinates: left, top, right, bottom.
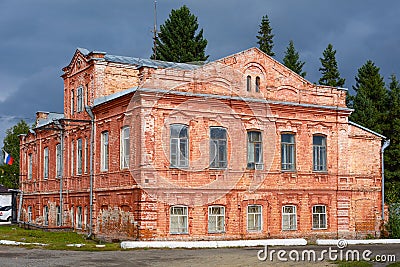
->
317, 239, 400, 245
120, 238, 307, 249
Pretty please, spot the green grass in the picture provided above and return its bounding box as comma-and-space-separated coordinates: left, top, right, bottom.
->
0, 225, 121, 251
387, 263, 400, 267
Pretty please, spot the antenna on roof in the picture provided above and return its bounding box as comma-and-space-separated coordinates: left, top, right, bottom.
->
152, 0, 158, 60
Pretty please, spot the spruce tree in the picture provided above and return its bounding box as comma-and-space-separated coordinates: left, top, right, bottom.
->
256, 15, 275, 56
283, 40, 306, 77
350, 60, 387, 134
151, 5, 208, 63
318, 44, 345, 87
384, 74, 400, 183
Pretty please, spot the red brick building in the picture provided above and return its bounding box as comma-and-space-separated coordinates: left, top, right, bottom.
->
19, 47, 386, 241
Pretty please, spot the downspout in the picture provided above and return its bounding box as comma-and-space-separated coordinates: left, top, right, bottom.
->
85, 106, 95, 238
59, 129, 64, 225
381, 139, 390, 221
54, 120, 64, 226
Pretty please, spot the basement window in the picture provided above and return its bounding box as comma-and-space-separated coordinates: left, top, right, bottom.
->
208, 206, 225, 233
170, 206, 188, 234
282, 205, 297, 230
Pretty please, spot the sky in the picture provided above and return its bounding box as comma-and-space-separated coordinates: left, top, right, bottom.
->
1, 0, 400, 147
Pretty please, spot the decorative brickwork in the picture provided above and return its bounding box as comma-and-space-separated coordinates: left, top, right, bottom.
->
19, 47, 385, 241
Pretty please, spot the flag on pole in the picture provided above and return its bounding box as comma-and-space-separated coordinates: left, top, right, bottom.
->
3, 150, 13, 165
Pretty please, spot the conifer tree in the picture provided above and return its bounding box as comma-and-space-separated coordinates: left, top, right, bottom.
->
318, 44, 345, 87
350, 60, 387, 134
151, 5, 208, 63
256, 15, 275, 56
384, 74, 400, 183
283, 40, 306, 77
0, 120, 29, 188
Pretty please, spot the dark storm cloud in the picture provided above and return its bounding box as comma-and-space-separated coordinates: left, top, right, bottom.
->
1, 0, 400, 143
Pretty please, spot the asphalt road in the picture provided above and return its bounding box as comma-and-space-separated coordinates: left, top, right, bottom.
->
0, 244, 398, 267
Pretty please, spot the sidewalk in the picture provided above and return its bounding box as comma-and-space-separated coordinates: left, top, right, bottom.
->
120, 238, 400, 249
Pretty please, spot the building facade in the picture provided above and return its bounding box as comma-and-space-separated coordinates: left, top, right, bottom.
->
19, 47, 385, 240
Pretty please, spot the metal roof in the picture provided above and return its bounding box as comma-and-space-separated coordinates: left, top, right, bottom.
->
35, 112, 64, 129
104, 54, 201, 70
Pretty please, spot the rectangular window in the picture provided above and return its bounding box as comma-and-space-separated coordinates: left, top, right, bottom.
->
77, 138, 82, 175
281, 133, 296, 171
28, 206, 32, 223
28, 153, 32, 180
56, 144, 62, 178
77, 206, 82, 229
71, 140, 74, 176
208, 206, 225, 233
247, 205, 262, 231
247, 131, 262, 169
313, 135, 327, 171
121, 126, 130, 169
210, 127, 227, 169
170, 124, 188, 168
312, 205, 327, 229
282, 205, 297, 230
101, 132, 109, 171
43, 147, 49, 180
71, 90, 74, 115
56, 205, 62, 226
170, 206, 188, 234
84, 137, 88, 174
77, 86, 83, 112
71, 206, 74, 228
43, 206, 49, 226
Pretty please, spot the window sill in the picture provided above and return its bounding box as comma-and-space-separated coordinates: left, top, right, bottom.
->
281, 170, 297, 173
312, 170, 328, 174
282, 229, 297, 231
312, 227, 328, 230
169, 232, 189, 235
208, 231, 226, 234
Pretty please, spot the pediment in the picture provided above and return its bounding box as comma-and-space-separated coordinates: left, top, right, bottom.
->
62, 48, 91, 76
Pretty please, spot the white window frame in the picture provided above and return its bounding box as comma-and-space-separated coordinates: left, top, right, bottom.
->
282, 205, 297, 231
170, 206, 188, 234
56, 143, 62, 178
27, 206, 32, 223
43, 206, 49, 226
312, 205, 327, 230
170, 124, 188, 168
120, 126, 130, 169
77, 138, 82, 175
208, 206, 225, 233
247, 205, 262, 232
281, 133, 296, 171
101, 131, 109, 171
43, 147, 49, 180
77, 86, 84, 112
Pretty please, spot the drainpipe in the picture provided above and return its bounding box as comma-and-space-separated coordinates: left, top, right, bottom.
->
381, 139, 390, 221
85, 106, 95, 238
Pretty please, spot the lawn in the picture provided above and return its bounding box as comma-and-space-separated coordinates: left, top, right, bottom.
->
0, 225, 121, 251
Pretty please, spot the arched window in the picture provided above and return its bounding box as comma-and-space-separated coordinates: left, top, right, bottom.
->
247, 75, 251, 92
255, 76, 260, 92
